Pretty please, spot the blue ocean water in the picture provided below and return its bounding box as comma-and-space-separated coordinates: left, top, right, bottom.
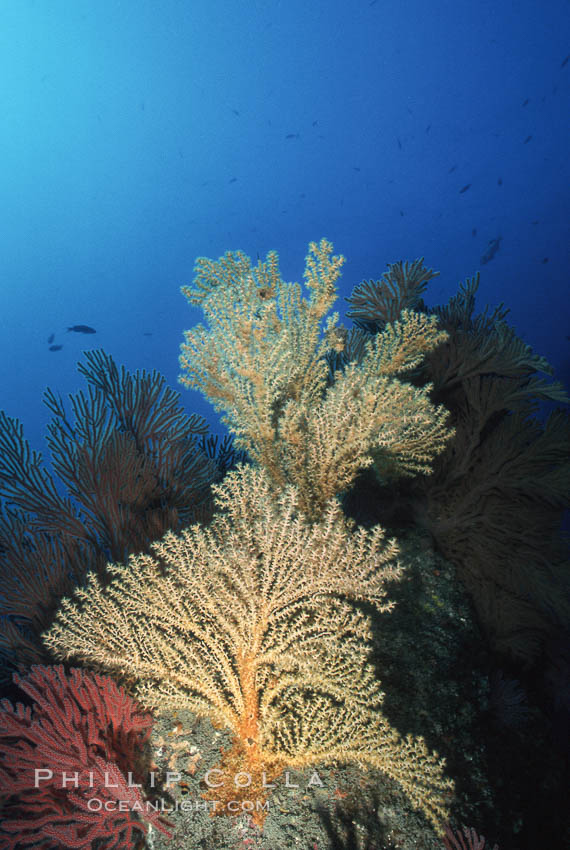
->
0, 6, 569, 849
1, 0, 568, 453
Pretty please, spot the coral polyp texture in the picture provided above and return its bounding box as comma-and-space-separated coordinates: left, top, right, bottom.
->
178, 239, 453, 520
44, 465, 453, 831
0, 665, 172, 848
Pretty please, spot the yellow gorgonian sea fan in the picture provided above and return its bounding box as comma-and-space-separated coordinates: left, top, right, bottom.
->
44, 465, 453, 830
178, 240, 452, 520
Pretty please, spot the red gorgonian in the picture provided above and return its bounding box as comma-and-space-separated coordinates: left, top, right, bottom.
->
0, 665, 173, 849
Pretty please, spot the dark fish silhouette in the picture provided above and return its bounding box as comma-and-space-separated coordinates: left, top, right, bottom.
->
561, 54, 569, 68
312, 120, 319, 127
523, 135, 532, 144
425, 124, 431, 133
448, 164, 457, 173
542, 257, 549, 264
285, 133, 299, 139
497, 177, 503, 185
47, 333, 54, 344
143, 332, 153, 336
397, 137, 402, 149
67, 325, 96, 334
472, 227, 477, 237
229, 177, 237, 183
232, 109, 240, 116
522, 98, 529, 106
481, 236, 502, 265
49, 344, 63, 351
353, 166, 360, 171
459, 183, 471, 193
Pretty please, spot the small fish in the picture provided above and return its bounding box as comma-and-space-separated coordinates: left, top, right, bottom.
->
481, 236, 502, 265
472, 227, 477, 237
397, 137, 402, 149
523, 135, 532, 144
542, 257, 549, 264
448, 164, 457, 173
47, 333, 54, 344
231, 108, 240, 116
497, 177, 503, 185
353, 166, 361, 171
229, 177, 237, 183
400, 210, 404, 216
561, 54, 569, 68
425, 124, 431, 133
49, 344, 63, 351
67, 325, 96, 334
522, 98, 529, 107
459, 183, 471, 193
312, 120, 319, 127
285, 133, 299, 139
143, 332, 153, 336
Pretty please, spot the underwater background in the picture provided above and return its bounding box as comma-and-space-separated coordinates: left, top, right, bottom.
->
0, 2, 569, 850
1, 0, 568, 448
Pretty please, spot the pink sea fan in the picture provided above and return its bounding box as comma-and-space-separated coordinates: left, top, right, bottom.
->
443, 824, 499, 850
0, 665, 172, 849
